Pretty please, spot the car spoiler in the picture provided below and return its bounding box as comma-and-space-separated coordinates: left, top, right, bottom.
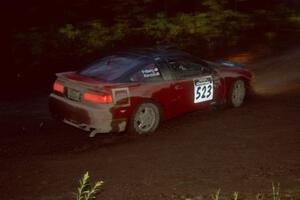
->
217, 60, 245, 68
56, 71, 105, 88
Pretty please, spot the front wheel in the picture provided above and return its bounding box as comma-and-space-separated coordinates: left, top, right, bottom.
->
128, 102, 160, 135
228, 79, 246, 107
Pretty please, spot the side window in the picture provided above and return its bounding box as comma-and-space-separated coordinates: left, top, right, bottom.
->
130, 63, 163, 82
168, 60, 205, 79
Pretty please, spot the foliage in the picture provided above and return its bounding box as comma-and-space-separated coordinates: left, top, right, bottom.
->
54, 0, 256, 53
211, 189, 221, 200
141, 13, 180, 42
76, 171, 103, 200
58, 19, 129, 54
10, 0, 300, 76
232, 192, 239, 200
59, 24, 81, 40
283, 7, 300, 28
173, 182, 287, 200
272, 182, 280, 200
139, 0, 253, 49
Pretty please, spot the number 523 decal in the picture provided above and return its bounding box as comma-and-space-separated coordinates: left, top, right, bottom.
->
194, 76, 214, 103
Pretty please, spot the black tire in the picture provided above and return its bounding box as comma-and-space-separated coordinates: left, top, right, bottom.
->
128, 102, 160, 136
228, 79, 246, 107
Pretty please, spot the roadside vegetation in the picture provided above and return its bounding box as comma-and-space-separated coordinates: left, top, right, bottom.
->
172, 183, 285, 200
13, 2, 300, 52
75, 172, 299, 200
4, 0, 300, 96
76, 171, 103, 200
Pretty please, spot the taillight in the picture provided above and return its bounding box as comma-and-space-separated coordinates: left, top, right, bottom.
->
83, 92, 112, 104
53, 82, 64, 93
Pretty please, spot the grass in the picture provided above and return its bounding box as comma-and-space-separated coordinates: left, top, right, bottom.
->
211, 189, 221, 200
272, 183, 280, 200
171, 182, 300, 200
73, 174, 299, 200
76, 171, 103, 200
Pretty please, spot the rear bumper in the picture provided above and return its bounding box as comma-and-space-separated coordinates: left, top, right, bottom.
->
49, 94, 127, 133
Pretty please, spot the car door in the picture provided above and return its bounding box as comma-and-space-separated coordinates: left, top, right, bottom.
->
166, 58, 222, 113
128, 61, 186, 120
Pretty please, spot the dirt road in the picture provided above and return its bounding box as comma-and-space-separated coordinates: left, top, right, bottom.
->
0, 46, 300, 200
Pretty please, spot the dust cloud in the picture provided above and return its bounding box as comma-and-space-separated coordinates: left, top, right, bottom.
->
228, 47, 300, 95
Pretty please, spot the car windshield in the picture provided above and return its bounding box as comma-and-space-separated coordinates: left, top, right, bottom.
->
78, 56, 141, 82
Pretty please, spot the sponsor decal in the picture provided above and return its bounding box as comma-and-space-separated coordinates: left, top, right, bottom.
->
141, 67, 160, 78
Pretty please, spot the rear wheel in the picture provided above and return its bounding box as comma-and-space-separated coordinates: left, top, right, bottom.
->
129, 102, 160, 135
228, 79, 246, 107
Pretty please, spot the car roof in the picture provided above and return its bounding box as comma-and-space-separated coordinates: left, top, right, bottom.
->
79, 46, 199, 83
111, 46, 191, 62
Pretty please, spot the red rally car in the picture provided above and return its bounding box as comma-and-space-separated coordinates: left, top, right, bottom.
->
49, 46, 253, 137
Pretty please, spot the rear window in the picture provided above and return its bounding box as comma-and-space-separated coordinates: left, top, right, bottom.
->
79, 56, 141, 82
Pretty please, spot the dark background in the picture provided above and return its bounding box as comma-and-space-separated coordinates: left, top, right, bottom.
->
1, 1, 300, 199
2, 0, 300, 99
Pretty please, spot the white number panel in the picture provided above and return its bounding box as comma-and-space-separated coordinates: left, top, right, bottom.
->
194, 76, 214, 103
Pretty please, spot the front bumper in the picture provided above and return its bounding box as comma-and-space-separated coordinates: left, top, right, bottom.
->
49, 94, 127, 133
